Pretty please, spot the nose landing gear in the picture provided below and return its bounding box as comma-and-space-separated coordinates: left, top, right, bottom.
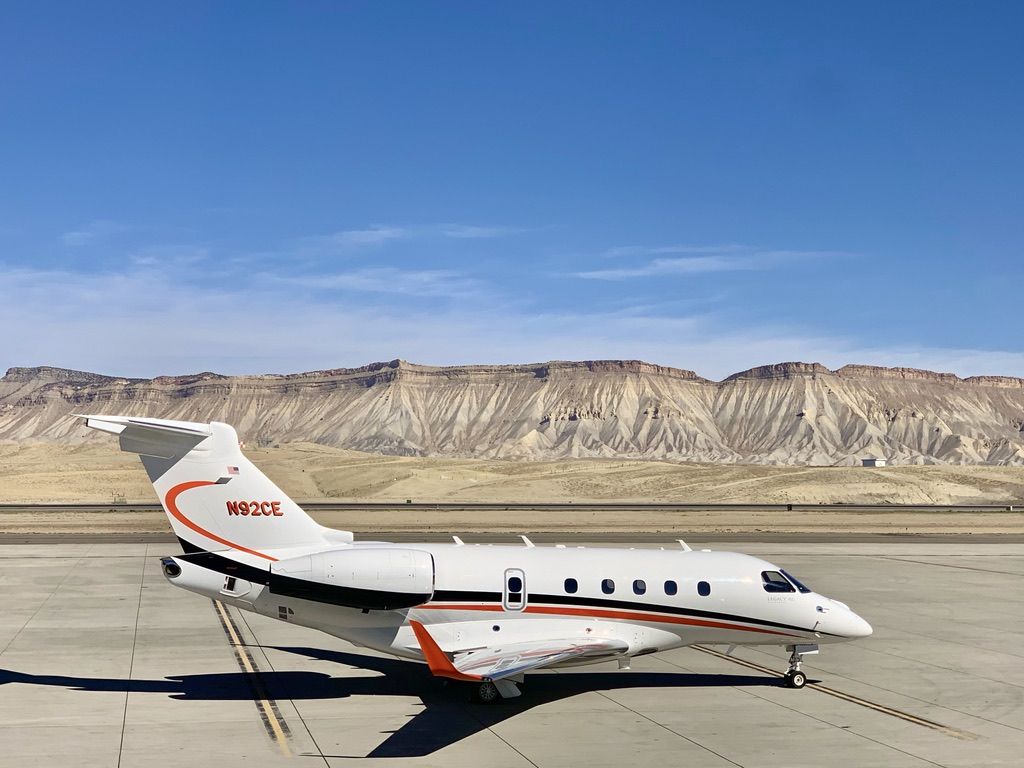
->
784, 669, 807, 689
783, 644, 818, 689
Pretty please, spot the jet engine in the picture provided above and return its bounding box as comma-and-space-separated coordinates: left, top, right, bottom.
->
269, 547, 434, 611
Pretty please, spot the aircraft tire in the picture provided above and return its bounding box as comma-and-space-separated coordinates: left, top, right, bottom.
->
473, 681, 501, 704
785, 671, 807, 689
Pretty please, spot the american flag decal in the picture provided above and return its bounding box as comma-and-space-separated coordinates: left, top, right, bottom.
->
227, 466, 239, 475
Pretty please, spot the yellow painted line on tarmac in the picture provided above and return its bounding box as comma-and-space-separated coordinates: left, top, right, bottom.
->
692, 645, 977, 741
213, 600, 293, 756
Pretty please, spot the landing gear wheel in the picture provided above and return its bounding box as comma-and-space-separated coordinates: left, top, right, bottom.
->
785, 670, 807, 689
784, 644, 814, 689
473, 681, 501, 704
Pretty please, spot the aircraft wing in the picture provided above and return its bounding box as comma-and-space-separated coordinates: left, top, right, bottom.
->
409, 620, 628, 681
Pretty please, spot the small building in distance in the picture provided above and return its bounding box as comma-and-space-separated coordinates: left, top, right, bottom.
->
861, 458, 887, 467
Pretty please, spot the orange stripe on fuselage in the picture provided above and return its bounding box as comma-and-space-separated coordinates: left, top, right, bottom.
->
418, 603, 800, 637
164, 480, 277, 562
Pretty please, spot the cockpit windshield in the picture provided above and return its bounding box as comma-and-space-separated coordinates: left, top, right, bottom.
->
761, 570, 795, 593
781, 569, 812, 593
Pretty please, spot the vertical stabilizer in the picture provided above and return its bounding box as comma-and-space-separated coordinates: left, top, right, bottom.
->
78, 415, 345, 557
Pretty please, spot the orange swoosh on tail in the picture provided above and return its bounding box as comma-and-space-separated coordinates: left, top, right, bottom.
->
165, 480, 277, 561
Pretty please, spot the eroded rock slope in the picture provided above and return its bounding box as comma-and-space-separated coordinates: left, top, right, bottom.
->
2, 359, 1023, 465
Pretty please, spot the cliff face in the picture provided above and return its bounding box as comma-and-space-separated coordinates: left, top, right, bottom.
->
2, 359, 1024, 465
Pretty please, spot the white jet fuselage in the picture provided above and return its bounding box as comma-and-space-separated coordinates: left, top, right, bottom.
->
166, 540, 871, 664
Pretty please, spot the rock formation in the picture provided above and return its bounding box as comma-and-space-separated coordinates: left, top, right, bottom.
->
2, 359, 1023, 465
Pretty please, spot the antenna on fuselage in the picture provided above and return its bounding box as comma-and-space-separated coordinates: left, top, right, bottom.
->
520, 535, 535, 548
677, 539, 692, 551
452, 535, 465, 546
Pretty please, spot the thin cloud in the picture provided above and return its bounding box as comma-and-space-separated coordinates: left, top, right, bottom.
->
578, 255, 758, 280
314, 225, 409, 248
603, 243, 748, 258
578, 248, 845, 280
60, 219, 127, 247
2, 263, 1022, 382
436, 224, 524, 239
128, 245, 210, 267
267, 267, 483, 299
294, 223, 523, 254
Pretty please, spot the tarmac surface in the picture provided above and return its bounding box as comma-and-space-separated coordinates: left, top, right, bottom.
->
1, 540, 1022, 767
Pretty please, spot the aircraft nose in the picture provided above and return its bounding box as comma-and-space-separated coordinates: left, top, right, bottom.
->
839, 609, 873, 639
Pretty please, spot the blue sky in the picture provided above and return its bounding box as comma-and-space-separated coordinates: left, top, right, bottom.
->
2, 2, 1022, 379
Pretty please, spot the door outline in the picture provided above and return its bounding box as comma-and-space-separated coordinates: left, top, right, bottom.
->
503, 568, 527, 612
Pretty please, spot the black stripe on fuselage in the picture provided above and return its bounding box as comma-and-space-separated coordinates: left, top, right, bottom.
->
433, 589, 503, 603
268, 572, 431, 611
433, 589, 830, 637
175, 538, 430, 611
177, 536, 204, 554
176, 543, 271, 584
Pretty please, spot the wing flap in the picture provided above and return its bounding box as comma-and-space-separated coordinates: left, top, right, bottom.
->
409, 620, 627, 681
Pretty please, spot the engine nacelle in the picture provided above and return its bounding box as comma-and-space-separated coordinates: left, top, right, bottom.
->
269, 547, 434, 610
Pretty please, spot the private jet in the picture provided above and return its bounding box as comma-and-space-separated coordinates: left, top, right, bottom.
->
79, 415, 872, 702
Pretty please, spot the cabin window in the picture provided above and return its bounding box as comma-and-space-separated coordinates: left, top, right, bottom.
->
633, 579, 646, 595
664, 580, 677, 595
601, 578, 615, 594
564, 578, 578, 594
697, 580, 711, 597
781, 569, 812, 594
508, 575, 523, 593
762, 571, 795, 593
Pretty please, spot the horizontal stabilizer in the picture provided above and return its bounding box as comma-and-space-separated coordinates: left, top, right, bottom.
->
77, 415, 213, 459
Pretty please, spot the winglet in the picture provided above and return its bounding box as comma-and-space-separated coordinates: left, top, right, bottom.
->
409, 620, 481, 681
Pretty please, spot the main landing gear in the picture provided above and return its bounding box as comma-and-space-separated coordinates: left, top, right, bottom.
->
783, 644, 818, 689
473, 681, 501, 704
471, 678, 522, 704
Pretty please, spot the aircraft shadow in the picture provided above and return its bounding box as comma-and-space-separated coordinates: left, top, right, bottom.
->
0, 646, 781, 758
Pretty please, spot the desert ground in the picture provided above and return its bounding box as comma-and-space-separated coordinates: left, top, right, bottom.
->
2, 443, 1024, 505
1, 444, 1022, 537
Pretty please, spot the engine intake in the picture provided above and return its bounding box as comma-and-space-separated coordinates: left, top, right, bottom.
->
269, 547, 434, 610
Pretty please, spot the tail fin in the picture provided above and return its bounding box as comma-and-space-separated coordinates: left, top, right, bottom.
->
78, 415, 347, 557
